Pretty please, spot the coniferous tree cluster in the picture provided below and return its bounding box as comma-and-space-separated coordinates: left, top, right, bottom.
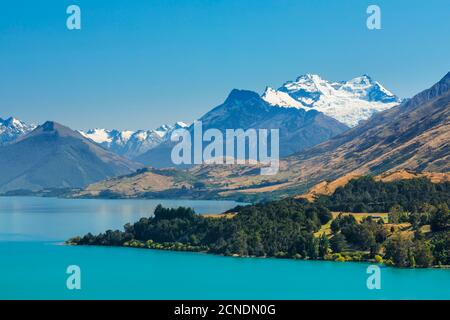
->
71, 199, 333, 259
316, 177, 449, 213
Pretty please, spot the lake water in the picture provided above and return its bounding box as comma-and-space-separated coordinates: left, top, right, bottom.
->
0, 197, 449, 300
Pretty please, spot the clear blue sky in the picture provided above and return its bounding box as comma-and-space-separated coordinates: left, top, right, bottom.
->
1, 0, 449, 130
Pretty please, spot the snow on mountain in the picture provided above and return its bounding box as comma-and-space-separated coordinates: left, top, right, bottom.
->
79, 122, 188, 159
262, 74, 401, 127
79, 129, 135, 146
0, 117, 36, 145
0, 115, 189, 159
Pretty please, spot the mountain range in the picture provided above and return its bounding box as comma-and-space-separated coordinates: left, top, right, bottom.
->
76, 71, 450, 200
136, 74, 400, 167
2, 72, 433, 195
135, 89, 349, 167
227, 71, 450, 198
1, 74, 398, 160
78, 122, 188, 158
0, 122, 140, 192
0, 117, 189, 159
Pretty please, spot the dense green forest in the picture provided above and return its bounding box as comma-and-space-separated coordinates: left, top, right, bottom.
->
70, 199, 333, 259
69, 177, 450, 268
316, 177, 450, 213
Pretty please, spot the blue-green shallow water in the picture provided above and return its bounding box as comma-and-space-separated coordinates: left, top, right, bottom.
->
0, 197, 449, 300
2, 242, 450, 300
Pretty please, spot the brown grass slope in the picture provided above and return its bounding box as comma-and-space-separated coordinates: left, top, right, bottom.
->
299, 170, 450, 201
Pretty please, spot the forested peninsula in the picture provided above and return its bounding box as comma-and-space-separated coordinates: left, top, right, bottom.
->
68, 177, 450, 268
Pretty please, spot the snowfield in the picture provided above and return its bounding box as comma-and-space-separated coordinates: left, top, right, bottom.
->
262, 74, 401, 127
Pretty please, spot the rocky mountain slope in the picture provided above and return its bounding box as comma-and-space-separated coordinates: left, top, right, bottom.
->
136, 89, 348, 167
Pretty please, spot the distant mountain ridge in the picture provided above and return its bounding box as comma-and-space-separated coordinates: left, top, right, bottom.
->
1, 73, 399, 165
79, 122, 188, 158
262, 74, 401, 127
0, 117, 189, 159
0, 117, 36, 146
0, 121, 140, 192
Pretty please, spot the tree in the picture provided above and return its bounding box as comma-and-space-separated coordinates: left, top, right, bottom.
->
316, 206, 333, 224
318, 234, 330, 258
330, 233, 347, 253
413, 240, 434, 268
432, 232, 450, 265
306, 237, 319, 259
389, 205, 408, 224
248, 233, 265, 257
230, 230, 248, 256
331, 214, 356, 233
409, 203, 436, 229
430, 204, 450, 232
384, 234, 413, 267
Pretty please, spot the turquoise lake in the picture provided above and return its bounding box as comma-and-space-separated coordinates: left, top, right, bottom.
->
0, 196, 449, 300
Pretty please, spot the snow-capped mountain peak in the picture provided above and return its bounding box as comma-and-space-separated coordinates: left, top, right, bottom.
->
262, 74, 401, 126
2, 117, 30, 130
81, 128, 113, 144
0, 116, 36, 145
80, 128, 141, 145
262, 87, 311, 110
79, 122, 189, 159
154, 125, 171, 138
340, 75, 397, 103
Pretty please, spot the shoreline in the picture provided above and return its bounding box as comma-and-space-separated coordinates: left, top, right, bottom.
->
65, 242, 450, 270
